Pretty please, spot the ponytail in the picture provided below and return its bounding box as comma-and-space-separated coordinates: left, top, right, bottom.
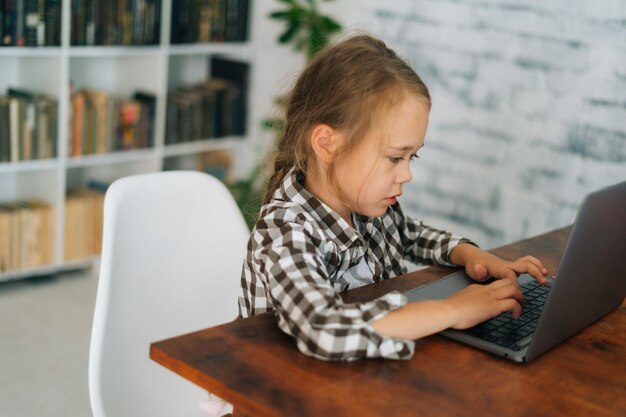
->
262, 150, 295, 205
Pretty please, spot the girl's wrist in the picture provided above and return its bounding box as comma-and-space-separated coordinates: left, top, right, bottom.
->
449, 242, 477, 266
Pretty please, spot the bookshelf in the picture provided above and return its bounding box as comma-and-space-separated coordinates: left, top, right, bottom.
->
0, 0, 255, 282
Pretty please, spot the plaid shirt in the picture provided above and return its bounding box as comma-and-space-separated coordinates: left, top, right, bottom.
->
239, 168, 472, 361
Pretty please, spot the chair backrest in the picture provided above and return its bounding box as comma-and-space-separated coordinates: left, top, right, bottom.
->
89, 171, 250, 417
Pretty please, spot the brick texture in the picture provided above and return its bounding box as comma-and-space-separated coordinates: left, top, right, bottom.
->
363, 0, 626, 248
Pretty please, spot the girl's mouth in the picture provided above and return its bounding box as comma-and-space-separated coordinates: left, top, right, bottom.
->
385, 194, 401, 204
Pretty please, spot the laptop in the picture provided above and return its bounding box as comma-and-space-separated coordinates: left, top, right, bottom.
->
404, 180, 626, 363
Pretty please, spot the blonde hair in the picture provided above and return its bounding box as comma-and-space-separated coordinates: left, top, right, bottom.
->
263, 34, 431, 205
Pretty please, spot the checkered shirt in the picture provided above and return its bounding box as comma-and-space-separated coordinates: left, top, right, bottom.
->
238, 168, 473, 361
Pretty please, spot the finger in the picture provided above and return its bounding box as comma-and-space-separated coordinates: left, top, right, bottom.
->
511, 260, 548, 285
490, 279, 524, 303
471, 263, 489, 281
524, 255, 548, 275
526, 262, 548, 285
500, 299, 522, 320
490, 264, 518, 282
518, 255, 548, 275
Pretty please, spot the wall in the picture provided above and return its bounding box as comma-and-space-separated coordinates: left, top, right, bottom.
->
252, 0, 626, 249
244, 0, 306, 177
361, 0, 626, 248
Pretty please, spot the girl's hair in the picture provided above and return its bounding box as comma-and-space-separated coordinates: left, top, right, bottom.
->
262, 34, 431, 205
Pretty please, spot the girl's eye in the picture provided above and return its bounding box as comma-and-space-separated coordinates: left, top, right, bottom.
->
389, 154, 420, 164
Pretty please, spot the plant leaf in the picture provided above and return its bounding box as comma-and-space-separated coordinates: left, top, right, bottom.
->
269, 10, 292, 20
279, 22, 301, 44
320, 16, 341, 32
308, 24, 324, 59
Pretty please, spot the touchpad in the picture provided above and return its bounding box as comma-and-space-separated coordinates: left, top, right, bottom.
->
404, 270, 475, 301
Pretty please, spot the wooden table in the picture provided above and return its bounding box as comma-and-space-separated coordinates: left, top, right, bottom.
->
151, 227, 626, 417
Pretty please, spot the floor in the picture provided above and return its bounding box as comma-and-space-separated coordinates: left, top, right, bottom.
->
0, 267, 98, 417
0, 261, 427, 417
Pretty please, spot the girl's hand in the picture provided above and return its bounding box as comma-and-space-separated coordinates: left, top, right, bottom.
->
443, 279, 524, 329
450, 243, 548, 285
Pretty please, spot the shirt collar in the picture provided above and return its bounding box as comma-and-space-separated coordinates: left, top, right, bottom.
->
273, 167, 365, 252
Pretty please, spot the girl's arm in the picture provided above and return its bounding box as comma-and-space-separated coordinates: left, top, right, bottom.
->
372, 242, 549, 340
250, 215, 416, 361
371, 278, 524, 340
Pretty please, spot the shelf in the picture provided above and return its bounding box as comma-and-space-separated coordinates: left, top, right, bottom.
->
168, 43, 252, 58
0, 159, 59, 173
0, 258, 96, 284
66, 149, 159, 168
0, 47, 63, 57
163, 138, 245, 158
0, 0, 256, 281
68, 46, 163, 58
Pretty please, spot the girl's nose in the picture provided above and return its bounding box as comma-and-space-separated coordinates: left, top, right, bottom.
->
397, 163, 412, 183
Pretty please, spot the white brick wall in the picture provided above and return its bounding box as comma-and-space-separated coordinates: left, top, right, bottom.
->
358, 0, 626, 248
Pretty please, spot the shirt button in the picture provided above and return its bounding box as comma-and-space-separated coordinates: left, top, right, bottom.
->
395, 342, 404, 350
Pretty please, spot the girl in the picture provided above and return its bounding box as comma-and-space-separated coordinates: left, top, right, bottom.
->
239, 34, 548, 361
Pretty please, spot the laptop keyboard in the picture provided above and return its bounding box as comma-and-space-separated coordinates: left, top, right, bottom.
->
465, 279, 553, 351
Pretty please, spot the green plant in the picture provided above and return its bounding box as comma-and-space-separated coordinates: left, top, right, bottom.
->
270, 0, 342, 61
229, 0, 343, 230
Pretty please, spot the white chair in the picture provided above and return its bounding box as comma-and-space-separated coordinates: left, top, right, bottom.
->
89, 171, 250, 417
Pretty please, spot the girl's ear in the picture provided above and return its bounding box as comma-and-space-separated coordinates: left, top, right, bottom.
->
310, 124, 340, 165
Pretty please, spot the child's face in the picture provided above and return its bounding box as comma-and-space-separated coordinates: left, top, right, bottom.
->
335, 94, 429, 218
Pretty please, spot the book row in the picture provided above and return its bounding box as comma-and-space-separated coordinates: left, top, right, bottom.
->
0, 199, 54, 272
0, 0, 62, 47
171, 0, 249, 44
0, 189, 105, 273
64, 188, 104, 262
69, 89, 156, 157
71, 0, 161, 46
0, 88, 58, 162
166, 56, 248, 143
1, 0, 249, 47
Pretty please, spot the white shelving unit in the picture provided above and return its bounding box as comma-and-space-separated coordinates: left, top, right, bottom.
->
0, 0, 257, 282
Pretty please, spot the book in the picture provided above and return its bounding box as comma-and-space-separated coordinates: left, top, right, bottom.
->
18, 201, 41, 269
118, 100, 141, 150
0, 5, 4, 45
15, 0, 26, 46
166, 69, 250, 144
2, 0, 15, 46
225, 0, 248, 42
0, 205, 11, 272
70, 91, 85, 156
36, 96, 57, 159
9, 97, 22, 162
65, 188, 104, 260
7, 92, 34, 161
64, 193, 79, 260
6, 88, 58, 160
171, 0, 248, 44
28, 199, 55, 266
71, 0, 160, 46
3, 203, 21, 271
83, 89, 110, 154
0, 96, 10, 162
133, 91, 156, 148
45, 0, 61, 45
0, 199, 55, 271
210, 56, 249, 136
20, 0, 47, 46
197, 149, 233, 182
70, 88, 155, 156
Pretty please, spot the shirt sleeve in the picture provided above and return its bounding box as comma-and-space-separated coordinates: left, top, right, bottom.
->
391, 203, 476, 266
251, 214, 415, 361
